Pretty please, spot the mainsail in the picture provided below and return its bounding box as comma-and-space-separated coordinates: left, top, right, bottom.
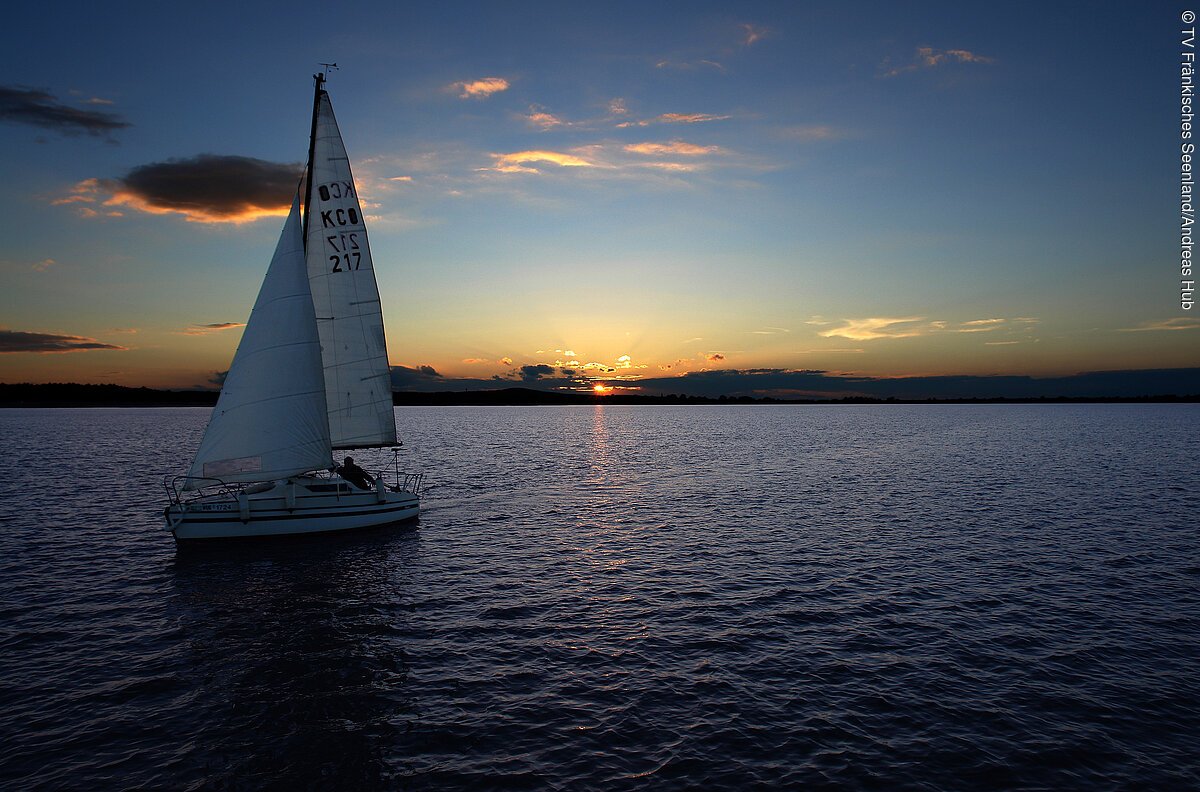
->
304, 82, 398, 449
185, 196, 332, 489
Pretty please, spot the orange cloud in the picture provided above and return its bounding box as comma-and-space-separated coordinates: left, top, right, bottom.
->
819, 317, 928, 341
619, 113, 732, 128
51, 178, 103, 205
883, 47, 995, 78
487, 150, 597, 174
638, 162, 704, 172
452, 77, 510, 99
659, 112, 730, 125
1118, 318, 1200, 332
524, 107, 565, 130
957, 318, 1005, 333
624, 141, 720, 156
105, 190, 289, 224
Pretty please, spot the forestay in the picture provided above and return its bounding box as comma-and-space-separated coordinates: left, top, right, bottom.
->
305, 90, 398, 449
185, 196, 332, 489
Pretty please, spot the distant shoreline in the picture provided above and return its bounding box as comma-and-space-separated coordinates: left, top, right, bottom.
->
1, 382, 1197, 408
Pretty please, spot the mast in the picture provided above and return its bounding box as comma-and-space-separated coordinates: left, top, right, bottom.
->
301, 71, 325, 249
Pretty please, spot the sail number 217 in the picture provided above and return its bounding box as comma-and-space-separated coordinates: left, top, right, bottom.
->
327, 233, 361, 272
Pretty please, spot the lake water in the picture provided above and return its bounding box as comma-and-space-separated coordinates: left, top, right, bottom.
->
0, 404, 1197, 789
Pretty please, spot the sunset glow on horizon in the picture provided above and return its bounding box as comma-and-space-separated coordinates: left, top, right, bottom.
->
1, 2, 1196, 397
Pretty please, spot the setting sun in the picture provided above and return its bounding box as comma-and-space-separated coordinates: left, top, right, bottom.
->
593, 384, 611, 395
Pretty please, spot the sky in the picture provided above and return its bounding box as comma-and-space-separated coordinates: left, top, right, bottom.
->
1, 1, 1197, 397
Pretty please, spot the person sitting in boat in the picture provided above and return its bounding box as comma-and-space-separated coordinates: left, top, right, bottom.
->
336, 456, 375, 490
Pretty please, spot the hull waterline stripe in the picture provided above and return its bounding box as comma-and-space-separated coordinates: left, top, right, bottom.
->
170, 503, 418, 525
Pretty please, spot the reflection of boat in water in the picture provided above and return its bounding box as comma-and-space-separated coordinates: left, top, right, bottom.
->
166, 529, 423, 785
163, 71, 421, 541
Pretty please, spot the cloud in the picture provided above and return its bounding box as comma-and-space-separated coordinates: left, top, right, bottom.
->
625, 141, 721, 156
520, 363, 555, 381
388, 364, 446, 390
114, 155, 300, 223
51, 178, 106, 206
1118, 318, 1200, 332
659, 112, 730, 125
524, 107, 566, 130
462, 357, 488, 364
0, 329, 127, 354
741, 24, 769, 46
656, 59, 726, 72
707, 353, 725, 362
751, 326, 790, 335
486, 149, 598, 174
180, 322, 245, 336
57, 156, 301, 223
778, 125, 845, 142
882, 47, 995, 78
208, 370, 228, 387
499, 357, 514, 366
0, 85, 130, 137
819, 317, 929, 341
32, 258, 55, 271
619, 112, 732, 128
451, 77, 509, 99
957, 318, 1006, 333
632, 368, 1200, 400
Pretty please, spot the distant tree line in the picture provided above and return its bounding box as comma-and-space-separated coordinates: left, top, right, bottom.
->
1, 382, 1196, 408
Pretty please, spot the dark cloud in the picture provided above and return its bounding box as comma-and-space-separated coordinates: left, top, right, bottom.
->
389, 365, 450, 390
388, 364, 589, 393
632, 368, 1200, 399
0, 329, 126, 354
208, 370, 228, 387
181, 322, 245, 335
520, 364, 555, 382
0, 86, 130, 137
116, 155, 301, 222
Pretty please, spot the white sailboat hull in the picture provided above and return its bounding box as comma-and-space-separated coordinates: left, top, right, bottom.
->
164, 477, 419, 541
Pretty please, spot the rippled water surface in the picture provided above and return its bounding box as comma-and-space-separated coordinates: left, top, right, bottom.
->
1, 404, 1197, 790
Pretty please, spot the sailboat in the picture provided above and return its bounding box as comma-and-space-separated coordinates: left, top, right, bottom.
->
163, 72, 421, 541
